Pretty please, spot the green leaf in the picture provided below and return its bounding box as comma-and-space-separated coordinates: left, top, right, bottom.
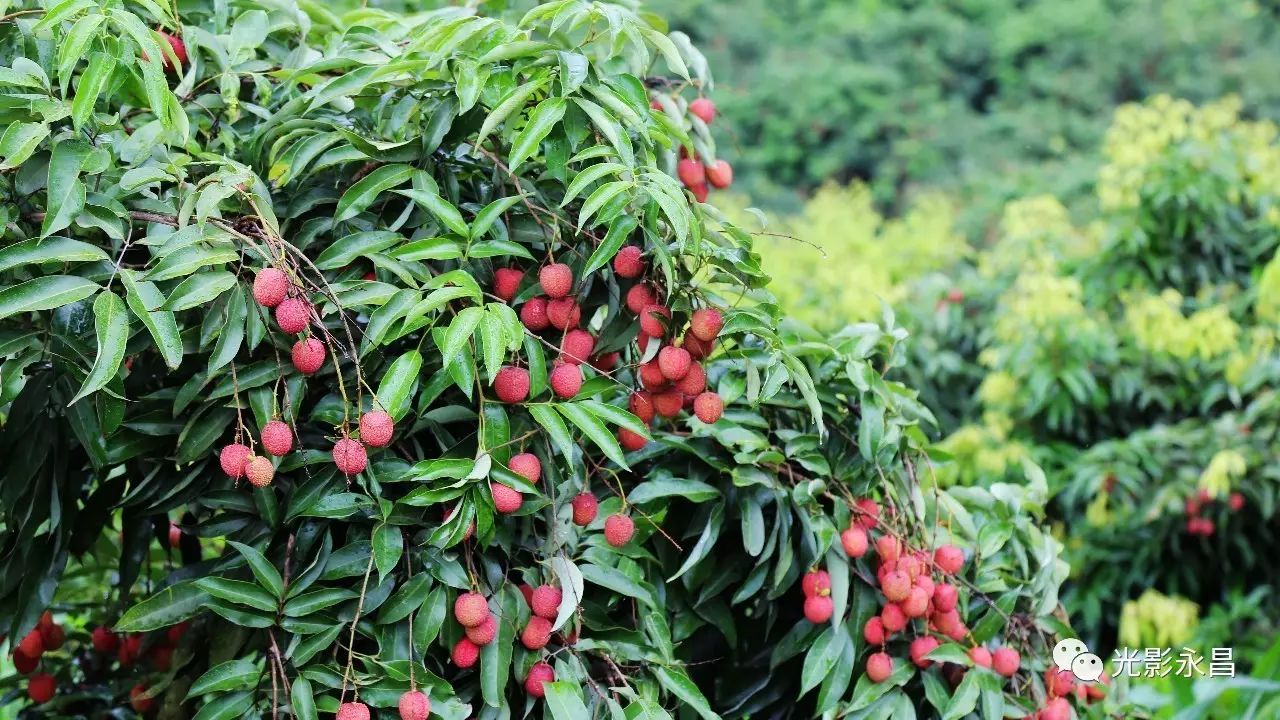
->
583, 215, 637, 276
41, 140, 91, 238
71, 292, 129, 404
397, 189, 470, 237
574, 98, 634, 167
942, 669, 981, 720
530, 404, 575, 459
115, 581, 210, 632
334, 164, 415, 223
562, 162, 628, 208
315, 231, 402, 270
628, 478, 719, 505
800, 625, 842, 695
480, 586, 519, 707
579, 564, 656, 608
227, 541, 285, 599
71, 51, 117, 131
578, 180, 632, 228
188, 659, 261, 697
479, 308, 506, 383
195, 578, 279, 612
163, 271, 237, 311
557, 402, 628, 469
545, 682, 590, 720
508, 97, 567, 173
0, 237, 109, 273
0, 276, 99, 321
0, 122, 50, 170
376, 350, 422, 421
191, 690, 253, 720
145, 245, 239, 282
373, 524, 403, 582
57, 12, 107, 89
470, 196, 524, 240
475, 77, 549, 148
283, 588, 357, 616
120, 271, 183, 369
441, 305, 483, 370
652, 665, 719, 720
292, 678, 318, 720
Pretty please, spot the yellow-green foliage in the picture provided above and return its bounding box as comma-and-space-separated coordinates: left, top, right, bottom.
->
1123, 290, 1240, 362
978, 195, 1097, 278
733, 183, 969, 328
1118, 590, 1200, 650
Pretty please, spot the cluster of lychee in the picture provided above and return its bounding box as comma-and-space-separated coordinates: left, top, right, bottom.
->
660, 97, 733, 203
89, 622, 188, 712
1036, 665, 1110, 719
335, 688, 431, 720
447, 587, 564, 701
11, 612, 64, 703
1183, 489, 1245, 536
489, 257, 726, 455
801, 500, 1027, 690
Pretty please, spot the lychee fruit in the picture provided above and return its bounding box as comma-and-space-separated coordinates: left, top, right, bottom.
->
531, 585, 562, 619
934, 545, 965, 574
604, 514, 635, 547
653, 390, 683, 418
521, 297, 550, 331
626, 284, 656, 315
619, 428, 648, 451
332, 437, 368, 476
689, 183, 709, 203
875, 535, 901, 563
1045, 668, 1075, 698
1039, 698, 1070, 720
398, 690, 430, 720
803, 595, 833, 624
674, 363, 706, 395
539, 263, 573, 298
841, 525, 869, 558
881, 570, 911, 603
867, 652, 893, 683
639, 361, 668, 391
275, 297, 311, 334
521, 616, 553, 650
1229, 492, 1245, 511
639, 304, 671, 337
880, 603, 907, 633
465, 615, 498, 646
245, 456, 274, 487
657, 346, 691, 380
491, 483, 523, 514
525, 661, 554, 698
970, 646, 993, 668
693, 392, 723, 423
494, 267, 524, 302
681, 331, 713, 360
166, 622, 189, 645
802, 569, 831, 597
992, 647, 1020, 677
39, 624, 62, 652
336, 702, 371, 720
629, 392, 656, 424
856, 498, 880, 529
591, 352, 619, 371
494, 366, 531, 403
509, 453, 541, 484
546, 297, 581, 330
933, 583, 958, 612
157, 32, 187, 72
677, 158, 706, 187
219, 443, 252, 479
901, 587, 930, 618
910, 636, 940, 669
613, 246, 645, 278
454, 592, 489, 628
706, 160, 733, 189
291, 337, 326, 374
253, 268, 289, 307
561, 329, 595, 365
571, 492, 598, 526
27, 673, 54, 703
864, 616, 887, 645
914, 574, 935, 597
91, 627, 118, 654
261, 420, 293, 456
452, 637, 480, 668
519, 583, 536, 607
129, 685, 155, 713
168, 522, 182, 548
689, 97, 716, 124
12, 650, 37, 674
359, 410, 394, 448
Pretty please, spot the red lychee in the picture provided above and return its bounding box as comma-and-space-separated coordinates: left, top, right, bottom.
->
491, 483, 523, 514
803, 595, 833, 624
880, 603, 907, 633
1229, 492, 1245, 511
1040, 698, 1070, 720
359, 410, 394, 448
629, 392, 656, 424
802, 569, 831, 597
626, 284, 656, 315
275, 297, 311, 334
521, 297, 550, 331
539, 263, 573, 298
689, 183, 709, 203
398, 690, 431, 720
291, 337, 326, 375
855, 498, 880, 529
674, 363, 706, 395
219, 443, 252, 479
168, 522, 181, 548
689, 97, 716, 124
591, 352, 619, 371
910, 636, 940, 669
1045, 668, 1075, 698
901, 587, 930, 618
693, 392, 723, 423
12, 649, 37, 674
613, 246, 645, 278
253, 268, 288, 307
525, 661, 555, 698
572, 492, 599, 526
657, 346, 691, 380
681, 331, 713, 360
494, 267, 524, 302
639, 304, 671, 337
547, 297, 581, 330
129, 684, 155, 714
465, 614, 498, 646
454, 592, 489, 627
867, 652, 893, 683
509, 453, 541, 484
91, 627, 118, 654
336, 702, 370, 720
875, 535, 901, 563
618, 428, 648, 451
159, 32, 187, 72
970, 646, 993, 668
521, 616, 553, 650
864, 616, 887, 645
933, 583, 958, 612
332, 437, 367, 476
604, 514, 635, 547
560, 329, 595, 365
992, 647, 1020, 677
245, 456, 274, 487
261, 420, 293, 456
494, 366, 531, 403
934, 544, 964, 575
841, 525, 869, 558
677, 158, 706, 188
639, 361, 668, 391
652, 390, 683, 418
706, 160, 733, 189
452, 637, 480, 668
27, 672, 54, 703
531, 585, 562, 619
881, 570, 911, 603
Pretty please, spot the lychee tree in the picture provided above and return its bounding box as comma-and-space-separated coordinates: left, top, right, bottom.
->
0, 1, 1075, 718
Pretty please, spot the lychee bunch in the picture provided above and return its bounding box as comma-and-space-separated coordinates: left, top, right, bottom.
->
801, 568, 833, 623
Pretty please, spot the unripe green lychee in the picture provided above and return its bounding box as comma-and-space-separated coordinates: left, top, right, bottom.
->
359, 410, 394, 448
867, 652, 893, 683
521, 616, 553, 650
398, 690, 430, 720
613, 246, 645, 278
550, 363, 583, 399
494, 267, 524, 302
219, 443, 252, 479
253, 268, 289, 307
604, 514, 635, 546
332, 437, 367, 476
291, 337, 326, 375
539, 263, 573, 298
454, 592, 489, 628
525, 661, 554, 698
274, 297, 311, 334
693, 392, 723, 423
245, 456, 274, 487
571, 492, 598, 526
803, 595, 833, 623
261, 420, 293, 456
451, 637, 480, 668
494, 366, 531, 403
491, 483, 523, 514
531, 585, 562, 620
521, 297, 550, 331
508, 453, 541, 484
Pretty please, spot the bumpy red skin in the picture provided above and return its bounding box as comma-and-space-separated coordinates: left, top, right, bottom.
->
465, 615, 498, 646
992, 647, 1020, 677
550, 363, 583, 398
561, 329, 595, 365
452, 638, 480, 668
693, 392, 724, 423
509, 453, 541, 484
261, 420, 293, 456
398, 690, 431, 720
867, 652, 894, 683
291, 338, 326, 374
275, 297, 311, 334
803, 595, 833, 623
336, 702, 371, 720
539, 264, 573, 298
572, 493, 599, 526
219, 443, 252, 479
531, 585, 563, 619
690, 308, 724, 341
525, 662, 555, 698
359, 410, 394, 448
491, 483, 523, 514
689, 97, 716, 124
494, 366, 531, 403
521, 297, 551, 330
521, 616, 553, 650
253, 268, 289, 307
706, 160, 734, 189
27, 673, 55, 703
454, 592, 489, 628
605, 514, 635, 546
613, 246, 645, 277
332, 438, 367, 475
494, 267, 524, 301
